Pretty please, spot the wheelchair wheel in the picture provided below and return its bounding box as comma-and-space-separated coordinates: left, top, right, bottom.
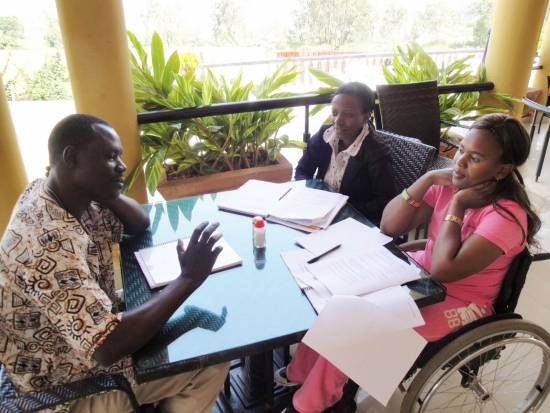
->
401, 319, 550, 413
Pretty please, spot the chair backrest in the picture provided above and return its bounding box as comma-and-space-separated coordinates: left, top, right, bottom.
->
493, 247, 533, 314
376, 81, 441, 153
546, 75, 550, 106
376, 130, 435, 193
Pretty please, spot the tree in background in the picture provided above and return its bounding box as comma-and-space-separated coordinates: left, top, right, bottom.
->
288, 0, 375, 50
141, 0, 190, 46
212, 0, 244, 46
378, 3, 407, 50
22, 50, 71, 100
0, 16, 24, 50
466, 0, 495, 47
43, 15, 63, 48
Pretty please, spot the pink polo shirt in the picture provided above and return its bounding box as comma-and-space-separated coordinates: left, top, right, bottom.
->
410, 185, 527, 310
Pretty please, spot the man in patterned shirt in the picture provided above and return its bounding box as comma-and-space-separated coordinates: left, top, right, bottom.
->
0, 114, 229, 412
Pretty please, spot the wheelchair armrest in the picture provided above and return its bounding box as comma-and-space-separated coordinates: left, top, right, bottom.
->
399, 239, 427, 253
532, 250, 550, 261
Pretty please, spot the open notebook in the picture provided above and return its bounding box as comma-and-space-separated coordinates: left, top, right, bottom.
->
134, 234, 242, 289
217, 180, 348, 232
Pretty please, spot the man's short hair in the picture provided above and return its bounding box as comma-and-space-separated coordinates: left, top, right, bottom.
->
48, 114, 112, 165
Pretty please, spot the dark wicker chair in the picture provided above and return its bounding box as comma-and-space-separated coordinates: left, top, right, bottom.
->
376, 130, 435, 241
376, 81, 456, 171
0, 367, 143, 413
376, 130, 435, 192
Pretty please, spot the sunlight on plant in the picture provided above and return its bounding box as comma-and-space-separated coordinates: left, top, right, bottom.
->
381, 42, 521, 126
304, 42, 521, 139
124, 30, 306, 196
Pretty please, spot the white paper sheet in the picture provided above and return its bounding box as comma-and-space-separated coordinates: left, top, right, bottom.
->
217, 179, 291, 217
306, 246, 420, 296
302, 295, 427, 406
267, 186, 348, 227
295, 218, 393, 256
360, 286, 425, 329
280, 249, 333, 299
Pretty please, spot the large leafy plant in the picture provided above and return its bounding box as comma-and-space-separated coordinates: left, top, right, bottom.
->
305, 43, 521, 131
381, 42, 521, 124
124, 31, 306, 195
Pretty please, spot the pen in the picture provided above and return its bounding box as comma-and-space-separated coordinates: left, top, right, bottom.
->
306, 244, 342, 264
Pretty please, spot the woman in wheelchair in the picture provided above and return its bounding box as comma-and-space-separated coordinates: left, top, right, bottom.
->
276, 113, 541, 413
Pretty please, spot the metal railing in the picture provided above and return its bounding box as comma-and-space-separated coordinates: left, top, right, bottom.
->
136, 82, 495, 142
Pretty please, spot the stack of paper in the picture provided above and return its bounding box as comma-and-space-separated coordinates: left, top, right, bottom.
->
280, 218, 427, 406
280, 218, 420, 311
217, 180, 348, 232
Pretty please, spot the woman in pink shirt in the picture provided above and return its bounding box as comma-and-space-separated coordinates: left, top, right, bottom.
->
276, 114, 541, 413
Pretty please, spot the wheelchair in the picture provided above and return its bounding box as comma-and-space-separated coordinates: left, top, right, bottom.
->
395, 244, 550, 413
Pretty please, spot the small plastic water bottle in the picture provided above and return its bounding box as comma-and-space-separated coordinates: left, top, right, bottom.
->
253, 219, 266, 248
252, 216, 262, 239
254, 246, 266, 270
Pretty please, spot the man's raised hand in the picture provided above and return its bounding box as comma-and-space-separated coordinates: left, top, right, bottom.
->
176, 222, 223, 289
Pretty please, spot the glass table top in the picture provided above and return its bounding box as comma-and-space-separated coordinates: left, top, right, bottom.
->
120, 179, 445, 383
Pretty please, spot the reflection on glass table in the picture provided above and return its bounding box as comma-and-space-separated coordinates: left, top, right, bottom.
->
119, 179, 445, 405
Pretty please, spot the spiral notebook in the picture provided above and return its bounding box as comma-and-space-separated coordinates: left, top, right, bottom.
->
134, 234, 242, 289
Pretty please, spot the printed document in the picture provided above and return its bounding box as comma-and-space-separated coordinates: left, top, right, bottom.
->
295, 217, 392, 256
306, 246, 420, 296
217, 180, 348, 231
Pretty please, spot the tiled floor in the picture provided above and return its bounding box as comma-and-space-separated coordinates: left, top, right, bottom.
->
354, 116, 550, 413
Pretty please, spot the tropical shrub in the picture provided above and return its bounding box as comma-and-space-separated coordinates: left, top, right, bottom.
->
381, 42, 520, 124
124, 30, 306, 195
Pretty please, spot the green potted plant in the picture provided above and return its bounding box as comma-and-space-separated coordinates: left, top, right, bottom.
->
305, 42, 521, 146
381, 42, 521, 128
124, 31, 306, 199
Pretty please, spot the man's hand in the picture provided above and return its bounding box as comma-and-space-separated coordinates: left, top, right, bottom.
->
177, 222, 223, 289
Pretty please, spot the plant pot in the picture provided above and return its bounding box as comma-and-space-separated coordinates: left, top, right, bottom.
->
156, 154, 293, 200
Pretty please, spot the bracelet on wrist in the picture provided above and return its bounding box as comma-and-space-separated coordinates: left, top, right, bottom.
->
444, 214, 464, 228
402, 189, 421, 208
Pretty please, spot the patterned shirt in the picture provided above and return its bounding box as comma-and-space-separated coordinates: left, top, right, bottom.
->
323, 124, 370, 192
0, 179, 136, 404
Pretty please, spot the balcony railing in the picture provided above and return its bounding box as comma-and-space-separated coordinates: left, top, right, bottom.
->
137, 82, 494, 142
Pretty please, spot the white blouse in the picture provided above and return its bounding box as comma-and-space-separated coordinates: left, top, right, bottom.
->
323, 124, 370, 192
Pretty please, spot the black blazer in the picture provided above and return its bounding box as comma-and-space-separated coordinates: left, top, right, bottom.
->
295, 124, 398, 224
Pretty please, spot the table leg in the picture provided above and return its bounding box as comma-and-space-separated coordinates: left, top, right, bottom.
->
530, 110, 539, 142
536, 126, 550, 182
265, 350, 274, 406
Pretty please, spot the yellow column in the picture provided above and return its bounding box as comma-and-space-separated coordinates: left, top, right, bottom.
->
481, 0, 548, 115
0, 75, 28, 234
55, 0, 147, 203
533, 18, 550, 104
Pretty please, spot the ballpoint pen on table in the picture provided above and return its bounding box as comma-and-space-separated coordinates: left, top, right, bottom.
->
306, 244, 342, 264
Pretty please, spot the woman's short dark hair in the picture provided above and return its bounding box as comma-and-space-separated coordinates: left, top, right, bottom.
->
470, 113, 540, 246
48, 114, 111, 165
334, 82, 375, 113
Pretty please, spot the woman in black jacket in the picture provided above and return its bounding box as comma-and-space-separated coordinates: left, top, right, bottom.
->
295, 82, 397, 224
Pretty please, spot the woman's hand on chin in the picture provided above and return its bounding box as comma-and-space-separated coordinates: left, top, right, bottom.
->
453, 179, 496, 210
